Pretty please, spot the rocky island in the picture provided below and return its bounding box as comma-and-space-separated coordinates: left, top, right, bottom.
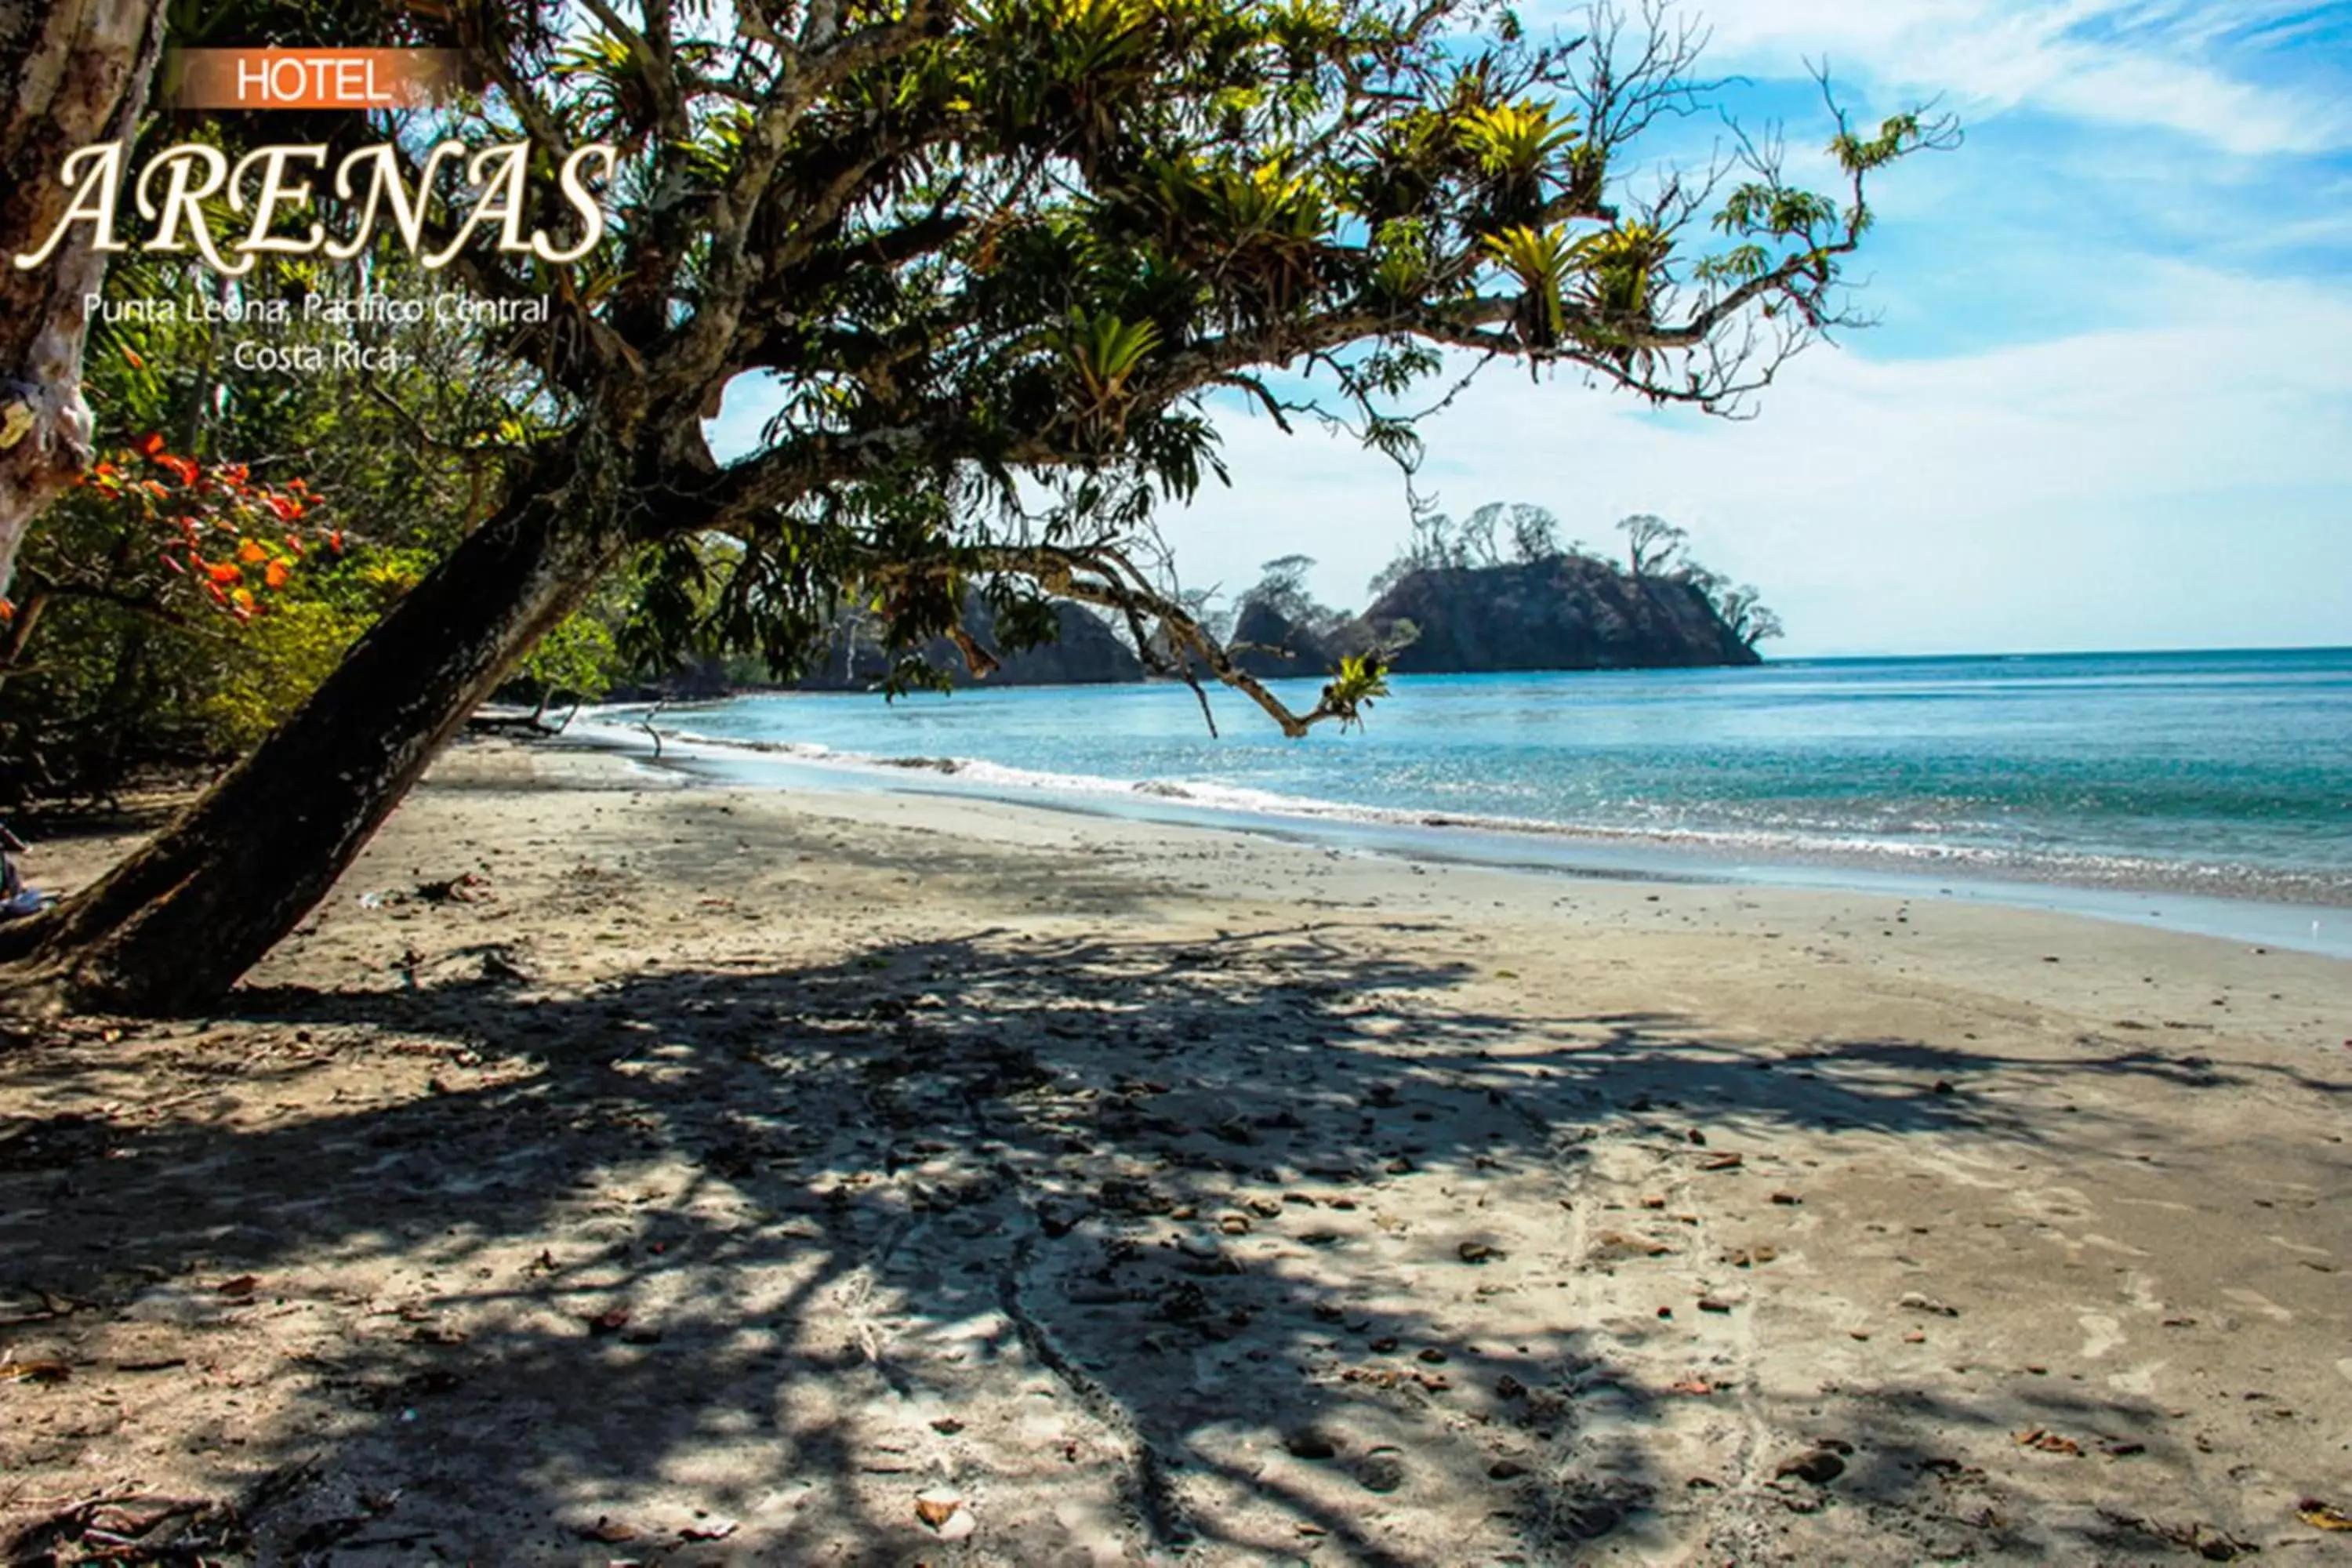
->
1218, 508, 1780, 681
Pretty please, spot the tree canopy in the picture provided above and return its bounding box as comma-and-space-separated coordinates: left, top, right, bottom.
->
360, 0, 1940, 730
0, 0, 1945, 1011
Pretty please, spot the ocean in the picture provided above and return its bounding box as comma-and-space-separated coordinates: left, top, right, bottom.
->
596, 647, 2352, 949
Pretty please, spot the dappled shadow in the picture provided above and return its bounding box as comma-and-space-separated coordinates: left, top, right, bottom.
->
0, 926, 2285, 1563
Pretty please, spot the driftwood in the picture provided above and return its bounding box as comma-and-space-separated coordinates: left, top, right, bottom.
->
464, 709, 568, 739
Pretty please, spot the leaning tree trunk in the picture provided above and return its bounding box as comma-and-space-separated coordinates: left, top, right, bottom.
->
0, 0, 169, 602
0, 451, 637, 1014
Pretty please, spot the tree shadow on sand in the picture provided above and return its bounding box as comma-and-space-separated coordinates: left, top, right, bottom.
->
0, 926, 2244, 1563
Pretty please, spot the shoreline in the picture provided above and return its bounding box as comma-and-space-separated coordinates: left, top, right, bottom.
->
564, 712, 2352, 960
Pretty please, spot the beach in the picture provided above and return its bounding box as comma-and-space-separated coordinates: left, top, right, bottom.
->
3, 735, 2349, 1563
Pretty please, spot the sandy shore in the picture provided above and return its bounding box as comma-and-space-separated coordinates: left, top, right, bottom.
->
3, 736, 2349, 1565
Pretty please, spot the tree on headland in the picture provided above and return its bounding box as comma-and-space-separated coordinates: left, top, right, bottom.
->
1675, 561, 1723, 597
1368, 512, 1452, 597
1225, 555, 1380, 683
1178, 586, 1233, 647
1664, 556, 1784, 648
1714, 583, 1784, 648
1231, 554, 1341, 655
1617, 512, 1686, 575
0, 0, 1947, 1014
1367, 500, 1555, 596
1410, 513, 1468, 572
1507, 504, 1564, 563
1456, 505, 1503, 568
1246, 557, 1322, 623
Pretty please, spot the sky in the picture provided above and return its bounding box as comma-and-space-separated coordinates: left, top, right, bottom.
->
1181, 0, 2352, 656
713, 1, 2352, 657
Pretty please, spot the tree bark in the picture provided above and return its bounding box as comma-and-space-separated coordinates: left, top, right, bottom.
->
0, 0, 169, 604
0, 447, 635, 1014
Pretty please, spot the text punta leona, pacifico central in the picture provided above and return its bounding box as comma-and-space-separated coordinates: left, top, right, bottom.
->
11, 139, 619, 274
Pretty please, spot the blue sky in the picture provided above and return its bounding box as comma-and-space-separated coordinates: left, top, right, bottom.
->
1173, 0, 2352, 655
711, 1, 2352, 656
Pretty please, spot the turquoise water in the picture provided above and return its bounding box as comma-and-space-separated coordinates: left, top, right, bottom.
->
637, 648, 2352, 906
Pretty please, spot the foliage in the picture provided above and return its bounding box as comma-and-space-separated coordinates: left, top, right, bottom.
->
0, 238, 537, 800
198, 599, 372, 749
74, 434, 333, 622
518, 612, 626, 707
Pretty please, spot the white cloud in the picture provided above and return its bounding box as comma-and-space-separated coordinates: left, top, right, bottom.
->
1622, 0, 2352, 155
1165, 263, 2352, 655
